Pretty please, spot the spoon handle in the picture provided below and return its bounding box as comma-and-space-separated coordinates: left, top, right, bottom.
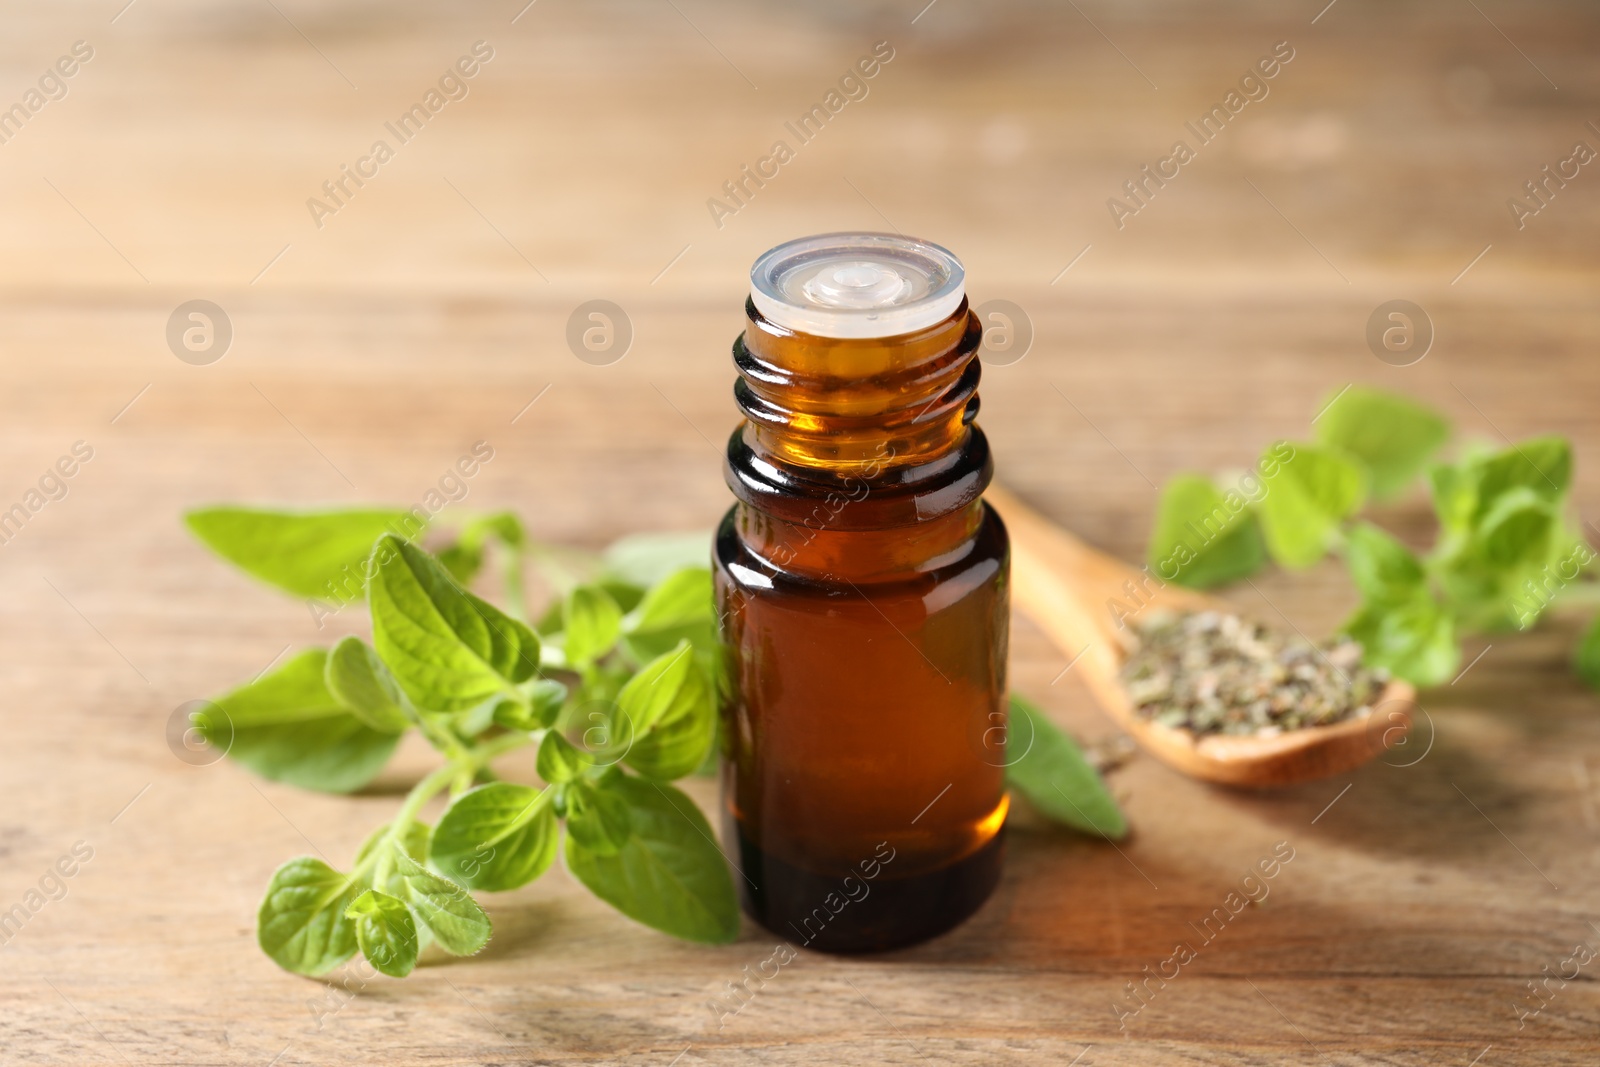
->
985, 484, 1211, 684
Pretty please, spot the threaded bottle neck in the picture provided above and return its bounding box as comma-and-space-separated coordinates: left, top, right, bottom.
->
723, 300, 992, 532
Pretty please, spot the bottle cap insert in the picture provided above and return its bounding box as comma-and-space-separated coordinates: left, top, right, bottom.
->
750, 232, 965, 338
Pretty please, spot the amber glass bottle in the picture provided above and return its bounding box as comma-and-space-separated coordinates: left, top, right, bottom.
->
714, 233, 1010, 953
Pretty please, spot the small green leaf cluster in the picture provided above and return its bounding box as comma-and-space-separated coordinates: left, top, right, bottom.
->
186, 506, 734, 978
1146, 386, 1599, 688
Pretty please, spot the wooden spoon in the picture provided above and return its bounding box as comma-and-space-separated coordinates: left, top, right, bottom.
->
986, 484, 1416, 788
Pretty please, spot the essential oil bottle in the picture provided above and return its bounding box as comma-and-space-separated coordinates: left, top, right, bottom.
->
714, 233, 1010, 953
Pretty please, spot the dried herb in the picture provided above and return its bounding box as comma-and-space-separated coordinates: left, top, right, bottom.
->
1120, 610, 1387, 737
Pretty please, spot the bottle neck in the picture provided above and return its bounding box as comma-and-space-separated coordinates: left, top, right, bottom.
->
723, 299, 992, 535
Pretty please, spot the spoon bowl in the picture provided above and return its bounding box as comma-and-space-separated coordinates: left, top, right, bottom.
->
987, 484, 1416, 788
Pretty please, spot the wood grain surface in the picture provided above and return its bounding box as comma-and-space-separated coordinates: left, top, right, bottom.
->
2, 1, 1599, 1064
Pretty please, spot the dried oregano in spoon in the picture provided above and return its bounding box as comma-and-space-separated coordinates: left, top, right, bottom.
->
1120, 609, 1388, 737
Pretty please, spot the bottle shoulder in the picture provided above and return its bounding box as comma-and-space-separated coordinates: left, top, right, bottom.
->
715, 499, 1008, 596
723, 423, 995, 532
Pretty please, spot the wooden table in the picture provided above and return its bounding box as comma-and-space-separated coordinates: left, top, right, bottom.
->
2, 1, 1598, 1063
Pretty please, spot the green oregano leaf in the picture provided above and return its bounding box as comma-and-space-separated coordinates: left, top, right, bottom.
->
536, 732, 593, 784
625, 678, 715, 782
257, 857, 361, 976
369, 534, 541, 712
564, 775, 738, 943
430, 783, 559, 892
1255, 441, 1367, 568
352, 827, 435, 957
563, 585, 623, 667
1476, 487, 1558, 570
1474, 436, 1572, 508
610, 641, 716, 780
345, 889, 419, 978
622, 567, 716, 662
201, 648, 401, 794
1314, 386, 1450, 499
602, 531, 713, 589
1004, 696, 1127, 840
1428, 439, 1584, 632
630, 568, 714, 628
389, 850, 492, 955
1342, 594, 1459, 687
1343, 522, 1426, 603
1146, 473, 1266, 589
185, 506, 420, 600
563, 777, 634, 857
616, 641, 698, 736
325, 636, 412, 733
1338, 522, 1459, 679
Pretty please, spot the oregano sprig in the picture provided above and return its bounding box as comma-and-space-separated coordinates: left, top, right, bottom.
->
1145, 385, 1599, 689
187, 507, 737, 975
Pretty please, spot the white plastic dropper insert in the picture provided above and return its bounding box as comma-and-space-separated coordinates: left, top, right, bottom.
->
749, 232, 965, 339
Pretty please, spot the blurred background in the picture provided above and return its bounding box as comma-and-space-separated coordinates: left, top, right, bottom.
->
2, 1, 1598, 1064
